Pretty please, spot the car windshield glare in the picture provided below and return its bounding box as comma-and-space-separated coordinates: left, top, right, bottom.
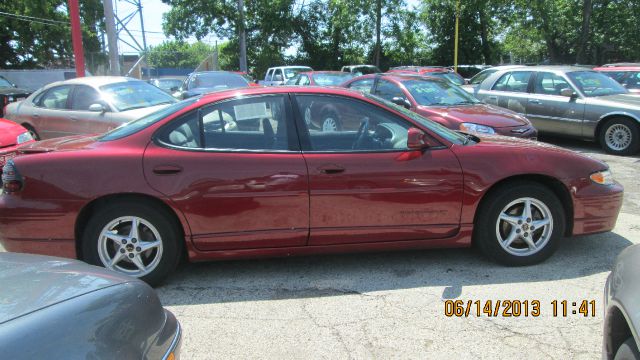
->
100, 99, 197, 141
284, 68, 313, 79
364, 92, 468, 145
188, 73, 248, 90
100, 81, 177, 111
567, 71, 628, 97
404, 79, 479, 106
312, 73, 354, 86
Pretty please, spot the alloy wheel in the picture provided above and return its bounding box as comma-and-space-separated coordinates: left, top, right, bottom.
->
495, 197, 553, 257
605, 123, 632, 151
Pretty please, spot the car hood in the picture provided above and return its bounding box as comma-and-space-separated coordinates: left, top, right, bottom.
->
0, 87, 31, 96
588, 93, 640, 109
0, 253, 132, 324
117, 103, 172, 122
18, 134, 98, 154
0, 118, 27, 147
417, 103, 530, 128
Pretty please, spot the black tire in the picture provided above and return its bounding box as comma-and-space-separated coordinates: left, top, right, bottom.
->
22, 123, 40, 140
599, 117, 640, 156
82, 201, 181, 286
320, 110, 342, 132
474, 181, 565, 266
614, 337, 640, 360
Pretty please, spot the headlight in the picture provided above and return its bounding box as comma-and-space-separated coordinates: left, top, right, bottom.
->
460, 122, 495, 134
16, 131, 34, 144
590, 169, 614, 185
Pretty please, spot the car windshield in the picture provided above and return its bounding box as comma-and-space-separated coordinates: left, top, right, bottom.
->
284, 67, 312, 79
404, 79, 479, 106
100, 98, 197, 141
567, 71, 628, 97
188, 73, 248, 90
352, 66, 380, 75
469, 69, 496, 85
0, 77, 14, 88
156, 79, 182, 91
100, 81, 177, 111
428, 72, 465, 85
312, 73, 355, 86
364, 92, 468, 145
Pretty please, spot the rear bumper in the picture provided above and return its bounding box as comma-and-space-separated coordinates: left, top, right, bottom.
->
572, 183, 624, 236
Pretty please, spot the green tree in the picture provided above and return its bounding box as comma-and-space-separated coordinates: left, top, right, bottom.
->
146, 40, 214, 69
1, 0, 104, 69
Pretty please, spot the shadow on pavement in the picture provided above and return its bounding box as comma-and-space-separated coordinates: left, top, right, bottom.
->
157, 230, 633, 305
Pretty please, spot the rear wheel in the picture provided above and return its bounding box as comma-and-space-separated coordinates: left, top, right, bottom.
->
600, 117, 640, 155
475, 182, 565, 266
82, 201, 181, 286
614, 337, 640, 360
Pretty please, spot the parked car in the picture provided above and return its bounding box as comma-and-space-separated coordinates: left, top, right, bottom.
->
461, 65, 526, 95
231, 71, 259, 86
174, 71, 251, 99
0, 86, 622, 285
594, 66, 640, 94
148, 77, 184, 94
0, 75, 32, 117
341, 65, 381, 75
0, 252, 181, 358
388, 66, 466, 86
3, 76, 177, 140
285, 71, 355, 86
453, 65, 492, 81
603, 244, 640, 360
0, 118, 35, 175
342, 73, 537, 138
475, 66, 640, 155
259, 66, 313, 86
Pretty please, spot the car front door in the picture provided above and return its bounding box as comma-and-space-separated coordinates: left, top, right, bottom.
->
68, 85, 120, 135
293, 94, 463, 246
143, 94, 309, 251
525, 72, 585, 136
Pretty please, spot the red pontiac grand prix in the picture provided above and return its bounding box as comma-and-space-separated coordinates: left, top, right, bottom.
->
0, 87, 623, 285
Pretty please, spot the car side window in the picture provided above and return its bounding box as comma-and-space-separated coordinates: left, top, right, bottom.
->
38, 85, 72, 109
71, 85, 106, 111
273, 69, 284, 82
298, 75, 310, 86
492, 71, 532, 93
295, 95, 411, 152
533, 72, 572, 95
159, 95, 290, 151
374, 80, 405, 102
347, 79, 374, 93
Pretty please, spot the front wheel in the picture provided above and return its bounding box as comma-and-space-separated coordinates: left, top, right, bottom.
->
82, 201, 181, 286
614, 337, 640, 360
600, 117, 640, 155
475, 182, 565, 266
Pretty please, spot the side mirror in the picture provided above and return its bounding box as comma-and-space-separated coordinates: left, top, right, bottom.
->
88, 103, 106, 113
407, 127, 428, 149
391, 96, 411, 109
560, 88, 577, 98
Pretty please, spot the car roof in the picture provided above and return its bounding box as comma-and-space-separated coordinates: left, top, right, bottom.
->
197, 85, 367, 104
301, 71, 350, 75
350, 73, 445, 83
594, 66, 640, 71
501, 65, 595, 72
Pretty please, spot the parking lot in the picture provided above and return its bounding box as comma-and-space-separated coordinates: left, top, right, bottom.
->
131, 137, 638, 359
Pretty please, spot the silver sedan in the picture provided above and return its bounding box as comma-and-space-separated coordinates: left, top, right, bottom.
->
476, 66, 640, 155
3, 76, 177, 140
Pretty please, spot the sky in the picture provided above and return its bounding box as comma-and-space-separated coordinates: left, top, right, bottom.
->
116, 0, 421, 54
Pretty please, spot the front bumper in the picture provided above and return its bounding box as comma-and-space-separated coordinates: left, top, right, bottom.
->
572, 182, 624, 236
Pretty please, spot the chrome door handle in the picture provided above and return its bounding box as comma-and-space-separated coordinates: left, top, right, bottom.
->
528, 99, 541, 104
317, 164, 345, 174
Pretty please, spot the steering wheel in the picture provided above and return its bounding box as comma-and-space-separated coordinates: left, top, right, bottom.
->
352, 117, 370, 150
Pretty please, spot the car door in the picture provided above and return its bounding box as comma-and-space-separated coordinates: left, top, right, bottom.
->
143, 94, 310, 251
293, 94, 463, 246
31, 85, 74, 139
68, 85, 120, 135
481, 71, 532, 117
525, 72, 585, 136
372, 79, 412, 108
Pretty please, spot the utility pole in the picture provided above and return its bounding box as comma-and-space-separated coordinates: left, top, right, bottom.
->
374, 0, 381, 68
454, 0, 460, 72
103, 0, 121, 75
68, 0, 85, 77
137, 0, 148, 51
238, 0, 248, 72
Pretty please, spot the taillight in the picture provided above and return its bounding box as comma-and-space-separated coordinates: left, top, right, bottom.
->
1, 160, 24, 194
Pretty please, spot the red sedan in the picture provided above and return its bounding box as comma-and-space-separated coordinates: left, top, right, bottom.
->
343, 74, 538, 139
0, 87, 623, 285
0, 118, 35, 173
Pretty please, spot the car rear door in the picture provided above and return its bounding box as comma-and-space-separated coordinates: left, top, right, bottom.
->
293, 94, 463, 246
479, 71, 532, 117
143, 94, 310, 251
525, 72, 585, 136
31, 85, 74, 139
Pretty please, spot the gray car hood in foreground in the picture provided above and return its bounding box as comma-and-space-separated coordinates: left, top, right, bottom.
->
588, 93, 640, 110
0, 253, 130, 324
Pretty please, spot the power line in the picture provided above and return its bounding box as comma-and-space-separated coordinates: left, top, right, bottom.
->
0, 11, 68, 26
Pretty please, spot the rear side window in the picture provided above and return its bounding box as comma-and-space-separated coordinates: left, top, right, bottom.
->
492, 71, 532, 93
38, 85, 72, 109
158, 95, 291, 151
